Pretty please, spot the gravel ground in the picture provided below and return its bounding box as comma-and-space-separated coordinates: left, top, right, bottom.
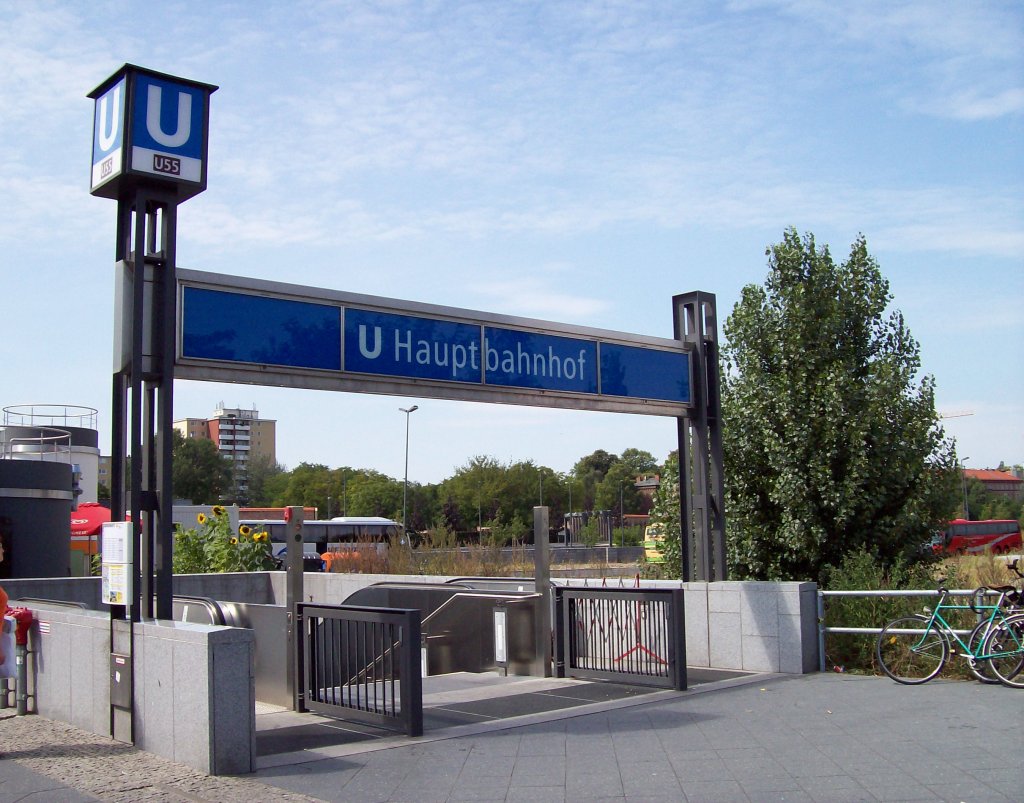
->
0, 712, 321, 802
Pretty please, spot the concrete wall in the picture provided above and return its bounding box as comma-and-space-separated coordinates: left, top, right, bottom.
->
24, 602, 255, 775
7, 572, 820, 674
558, 578, 819, 674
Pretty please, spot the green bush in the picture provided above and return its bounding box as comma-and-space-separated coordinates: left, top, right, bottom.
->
577, 520, 602, 547
821, 547, 938, 673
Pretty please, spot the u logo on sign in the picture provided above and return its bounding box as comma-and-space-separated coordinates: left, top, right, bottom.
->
146, 85, 192, 148
97, 86, 121, 152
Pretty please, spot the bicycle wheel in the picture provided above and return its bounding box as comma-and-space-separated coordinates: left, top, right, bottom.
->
966, 621, 1002, 683
982, 613, 1024, 689
876, 615, 948, 684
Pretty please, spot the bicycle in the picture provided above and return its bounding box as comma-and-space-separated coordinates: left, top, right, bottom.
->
981, 607, 1024, 689
876, 561, 1024, 685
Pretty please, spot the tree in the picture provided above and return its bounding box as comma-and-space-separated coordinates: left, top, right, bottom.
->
722, 229, 958, 581
594, 449, 658, 512
572, 449, 618, 510
245, 452, 287, 506
171, 429, 233, 504
647, 451, 681, 572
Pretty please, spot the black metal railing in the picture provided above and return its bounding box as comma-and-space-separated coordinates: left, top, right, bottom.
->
555, 587, 686, 690
300, 603, 422, 736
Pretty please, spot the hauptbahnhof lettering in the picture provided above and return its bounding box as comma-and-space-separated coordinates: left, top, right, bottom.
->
176, 272, 691, 415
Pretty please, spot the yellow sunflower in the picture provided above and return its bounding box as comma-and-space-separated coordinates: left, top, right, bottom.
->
230, 537, 238, 545
212, 505, 226, 517
239, 525, 253, 537
197, 513, 207, 525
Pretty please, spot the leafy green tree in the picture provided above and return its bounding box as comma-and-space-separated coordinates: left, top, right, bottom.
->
722, 229, 958, 581
346, 470, 404, 519
171, 429, 233, 504
242, 452, 288, 506
572, 449, 617, 510
648, 451, 682, 573
594, 449, 658, 512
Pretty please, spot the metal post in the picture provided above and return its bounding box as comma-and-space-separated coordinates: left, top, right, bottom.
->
533, 506, 552, 676
673, 292, 726, 581
284, 506, 305, 711
15, 644, 28, 715
400, 405, 418, 535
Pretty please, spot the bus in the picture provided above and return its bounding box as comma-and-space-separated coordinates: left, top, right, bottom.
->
930, 519, 1022, 555
239, 516, 403, 556
643, 523, 665, 564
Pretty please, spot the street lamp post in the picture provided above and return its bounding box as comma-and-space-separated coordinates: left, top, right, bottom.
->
961, 457, 970, 519
619, 480, 624, 547
400, 405, 419, 537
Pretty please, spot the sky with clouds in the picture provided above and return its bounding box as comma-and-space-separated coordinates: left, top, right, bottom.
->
1, 0, 1021, 484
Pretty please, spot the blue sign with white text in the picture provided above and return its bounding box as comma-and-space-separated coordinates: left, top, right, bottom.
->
345, 309, 481, 382
127, 73, 209, 183
91, 77, 126, 190
483, 327, 598, 393
178, 284, 691, 408
131, 74, 206, 158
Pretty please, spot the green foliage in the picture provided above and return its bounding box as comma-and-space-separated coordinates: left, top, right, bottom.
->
964, 476, 1023, 523
245, 452, 287, 506
821, 546, 939, 673
647, 451, 682, 577
722, 229, 959, 582
611, 526, 642, 547
172, 506, 275, 574
577, 520, 602, 547
172, 429, 233, 504
481, 515, 528, 547
594, 452, 656, 513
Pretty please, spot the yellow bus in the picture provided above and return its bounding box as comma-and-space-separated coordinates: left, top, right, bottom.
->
643, 523, 665, 563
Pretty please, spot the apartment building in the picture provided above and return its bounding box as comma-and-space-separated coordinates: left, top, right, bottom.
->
173, 405, 276, 503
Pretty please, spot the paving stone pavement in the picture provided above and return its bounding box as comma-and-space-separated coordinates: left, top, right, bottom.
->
2, 673, 1022, 802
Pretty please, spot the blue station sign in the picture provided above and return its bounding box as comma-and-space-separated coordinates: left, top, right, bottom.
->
177, 271, 692, 416
89, 65, 217, 202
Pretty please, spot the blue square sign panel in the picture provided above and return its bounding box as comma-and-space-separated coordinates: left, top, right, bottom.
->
181, 287, 341, 370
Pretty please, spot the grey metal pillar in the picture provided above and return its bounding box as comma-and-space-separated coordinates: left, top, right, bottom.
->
533, 506, 552, 676
284, 507, 305, 710
673, 292, 727, 581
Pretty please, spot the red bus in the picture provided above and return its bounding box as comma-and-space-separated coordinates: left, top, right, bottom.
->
931, 519, 1022, 555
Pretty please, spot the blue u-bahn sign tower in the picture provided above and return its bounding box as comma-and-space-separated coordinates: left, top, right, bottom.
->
88, 66, 216, 662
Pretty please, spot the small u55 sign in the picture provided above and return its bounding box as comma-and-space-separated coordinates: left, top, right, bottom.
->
88, 64, 217, 202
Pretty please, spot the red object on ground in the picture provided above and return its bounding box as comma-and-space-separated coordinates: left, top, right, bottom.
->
7, 608, 33, 646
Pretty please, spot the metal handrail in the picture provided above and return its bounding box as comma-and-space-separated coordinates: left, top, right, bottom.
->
817, 587, 1018, 671
1, 427, 72, 462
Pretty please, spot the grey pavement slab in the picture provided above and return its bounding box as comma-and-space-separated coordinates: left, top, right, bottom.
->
1, 672, 1022, 802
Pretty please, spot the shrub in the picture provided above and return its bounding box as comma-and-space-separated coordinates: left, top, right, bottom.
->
821, 547, 938, 673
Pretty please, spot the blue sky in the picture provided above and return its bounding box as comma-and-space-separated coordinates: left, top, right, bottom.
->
2, 1, 1021, 484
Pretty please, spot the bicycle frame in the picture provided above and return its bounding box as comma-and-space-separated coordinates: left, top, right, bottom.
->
915, 590, 1018, 666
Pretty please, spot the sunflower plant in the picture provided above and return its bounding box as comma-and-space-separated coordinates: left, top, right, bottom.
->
172, 506, 275, 574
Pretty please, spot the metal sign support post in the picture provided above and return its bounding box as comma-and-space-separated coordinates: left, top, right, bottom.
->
110, 188, 178, 623
673, 292, 727, 581
90, 64, 216, 745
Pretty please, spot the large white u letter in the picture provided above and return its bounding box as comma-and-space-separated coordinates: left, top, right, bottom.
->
359, 325, 382, 359
98, 87, 121, 151
146, 85, 192, 148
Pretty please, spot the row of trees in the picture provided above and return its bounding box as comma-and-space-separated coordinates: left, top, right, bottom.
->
171, 434, 663, 539
168, 229, 1017, 583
